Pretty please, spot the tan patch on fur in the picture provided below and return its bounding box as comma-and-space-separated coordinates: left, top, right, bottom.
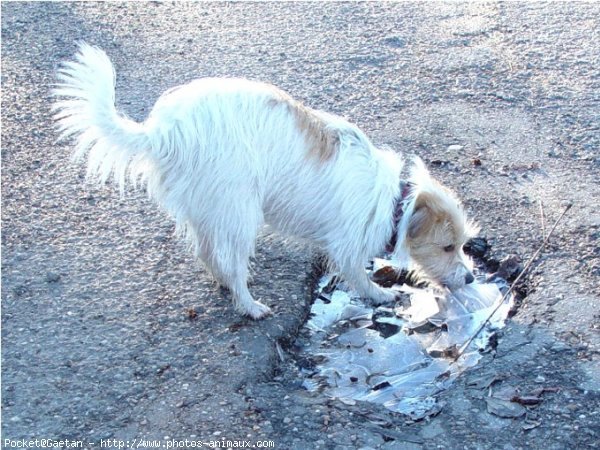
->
265, 85, 339, 162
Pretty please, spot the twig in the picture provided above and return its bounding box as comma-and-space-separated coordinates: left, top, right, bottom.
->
453, 203, 572, 361
275, 341, 286, 363
538, 198, 546, 241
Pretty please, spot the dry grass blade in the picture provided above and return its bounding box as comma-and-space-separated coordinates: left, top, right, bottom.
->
453, 203, 573, 361
539, 198, 546, 241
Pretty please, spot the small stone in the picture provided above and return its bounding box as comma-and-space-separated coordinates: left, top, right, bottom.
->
535, 375, 546, 383
45, 272, 61, 283
550, 341, 572, 353
522, 420, 541, 431
447, 144, 464, 152
384, 35, 406, 48
495, 92, 516, 102
283, 417, 292, 424
485, 397, 526, 418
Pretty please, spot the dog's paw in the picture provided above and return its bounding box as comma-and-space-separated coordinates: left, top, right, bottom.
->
370, 286, 400, 305
243, 301, 273, 320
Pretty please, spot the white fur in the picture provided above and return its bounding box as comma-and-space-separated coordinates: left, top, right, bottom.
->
54, 43, 472, 319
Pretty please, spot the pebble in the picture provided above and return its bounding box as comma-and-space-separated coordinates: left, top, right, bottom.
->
45, 272, 61, 283
550, 341, 571, 353
447, 144, 464, 151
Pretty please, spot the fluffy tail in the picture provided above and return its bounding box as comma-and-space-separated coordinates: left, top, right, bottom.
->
53, 43, 151, 194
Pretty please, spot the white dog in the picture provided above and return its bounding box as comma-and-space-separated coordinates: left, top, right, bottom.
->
54, 43, 476, 319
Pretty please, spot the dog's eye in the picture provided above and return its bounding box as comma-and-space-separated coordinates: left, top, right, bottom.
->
443, 244, 455, 253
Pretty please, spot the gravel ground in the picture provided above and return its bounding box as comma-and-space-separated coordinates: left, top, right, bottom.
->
2, 2, 598, 449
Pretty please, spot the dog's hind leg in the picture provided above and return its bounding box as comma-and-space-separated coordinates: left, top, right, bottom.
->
228, 266, 272, 319
195, 210, 271, 319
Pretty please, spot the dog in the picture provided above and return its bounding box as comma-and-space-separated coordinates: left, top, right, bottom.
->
53, 43, 477, 319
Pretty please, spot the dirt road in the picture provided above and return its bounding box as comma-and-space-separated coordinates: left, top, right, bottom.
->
2, 2, 598, 449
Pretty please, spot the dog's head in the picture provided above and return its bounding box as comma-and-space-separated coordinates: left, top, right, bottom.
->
399, 160, 478, 292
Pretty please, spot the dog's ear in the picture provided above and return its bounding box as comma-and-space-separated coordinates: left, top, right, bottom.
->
408, 205, 431, 239
408, 191, 443, 239
408, 192, 433, 239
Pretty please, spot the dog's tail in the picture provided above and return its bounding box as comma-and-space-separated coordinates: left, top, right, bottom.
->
53, 42, 151, 194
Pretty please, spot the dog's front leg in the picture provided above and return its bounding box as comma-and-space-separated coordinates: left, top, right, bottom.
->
344, 264, 398, 305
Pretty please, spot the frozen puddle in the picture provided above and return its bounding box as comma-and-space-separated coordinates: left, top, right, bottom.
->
298, 258, 513, 420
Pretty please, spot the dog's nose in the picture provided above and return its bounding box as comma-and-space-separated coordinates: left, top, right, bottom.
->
465, 273, 475, 284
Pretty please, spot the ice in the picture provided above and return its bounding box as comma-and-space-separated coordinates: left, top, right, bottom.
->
396, 286, 441, 326
299, 268, 514, 418
306, 290, 354, 331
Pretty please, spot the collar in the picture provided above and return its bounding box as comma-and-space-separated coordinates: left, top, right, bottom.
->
386, 181, 413, 252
